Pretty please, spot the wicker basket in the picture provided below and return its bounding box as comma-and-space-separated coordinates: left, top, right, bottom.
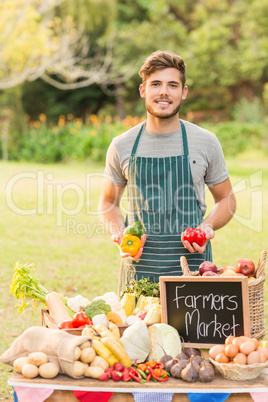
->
210, 358, 268, 381
248, 250, 266, 340
190, 250, 267, 339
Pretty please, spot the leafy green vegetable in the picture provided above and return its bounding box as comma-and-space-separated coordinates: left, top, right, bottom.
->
121, 278, 160, 299
10, 261, 74, 317
85, 299, 111, 319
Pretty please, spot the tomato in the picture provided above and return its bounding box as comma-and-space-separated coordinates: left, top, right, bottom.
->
183, 227, 206, 247
58, 320, 75, 329
72, 312, 91, 328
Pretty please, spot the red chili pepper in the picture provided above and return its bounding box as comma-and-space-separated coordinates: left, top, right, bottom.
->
183, 227, 206, 247
147, 366, 169, 382
155, 362, 164, 369
146, 373, 151, 382
130, 367, 141, 378
129, 370, 141, 383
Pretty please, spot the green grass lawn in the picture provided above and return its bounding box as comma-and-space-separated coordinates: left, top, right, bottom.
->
0, 152, 267, 399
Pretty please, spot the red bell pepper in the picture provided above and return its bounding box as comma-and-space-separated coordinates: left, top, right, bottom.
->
183, 227, 206, 247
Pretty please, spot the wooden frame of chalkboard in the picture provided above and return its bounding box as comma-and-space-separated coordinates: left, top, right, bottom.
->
160, 276, 250, 349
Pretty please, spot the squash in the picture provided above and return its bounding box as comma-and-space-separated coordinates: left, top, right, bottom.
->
120, 321, 151, 364
45, 292, 72, 325
106, 312, 123, 326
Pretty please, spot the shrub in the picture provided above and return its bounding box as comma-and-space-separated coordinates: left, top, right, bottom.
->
202, 121, 267, 156
1, 115, 267, 163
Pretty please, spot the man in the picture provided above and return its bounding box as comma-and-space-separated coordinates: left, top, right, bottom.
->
98, 50, 236, 294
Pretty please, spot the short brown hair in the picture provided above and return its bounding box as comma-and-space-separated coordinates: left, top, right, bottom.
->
139, 50, 186, 87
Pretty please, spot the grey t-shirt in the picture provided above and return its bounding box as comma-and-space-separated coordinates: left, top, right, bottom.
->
104, 120, 229, 216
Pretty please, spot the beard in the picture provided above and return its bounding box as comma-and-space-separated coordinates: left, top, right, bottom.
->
145, 100, 182, 119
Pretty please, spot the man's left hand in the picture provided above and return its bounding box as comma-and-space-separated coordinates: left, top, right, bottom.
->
181, 223, 214, 253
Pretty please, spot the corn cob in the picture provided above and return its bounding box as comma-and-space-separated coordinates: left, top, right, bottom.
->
120, 293, 136, 316
144, 305, 161, 324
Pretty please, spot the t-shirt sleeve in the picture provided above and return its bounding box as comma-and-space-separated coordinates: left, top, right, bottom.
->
104, 139, 127, 187
205, 135, 229, 186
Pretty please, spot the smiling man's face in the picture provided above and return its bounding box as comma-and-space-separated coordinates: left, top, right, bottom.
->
139, 68, 188, 120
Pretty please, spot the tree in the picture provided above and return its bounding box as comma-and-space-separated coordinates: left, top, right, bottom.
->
0, 0, 72, 89
3, 0, 267, 121
0, 0, 142, 118
179, 0, 268, 106
0, 0, 136, 93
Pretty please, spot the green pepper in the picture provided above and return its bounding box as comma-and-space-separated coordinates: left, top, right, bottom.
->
123, 221, 146, 239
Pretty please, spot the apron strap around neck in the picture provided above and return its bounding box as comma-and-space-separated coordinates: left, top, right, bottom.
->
131, 122, 145, 157
130, 119, 189, 157
180, 120, 189, 155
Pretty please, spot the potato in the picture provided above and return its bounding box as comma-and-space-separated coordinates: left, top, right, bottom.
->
80, 341, 92, 350
73, 360, 86, 377
89, 356, 109, 371
39, 362, 59, 379
84, 366, 104, 379
74, 346, 82, 361
80, 347, 96, 364
83, 363, 89, 370
13, 357, 29, 374
27, 352, 48, 367
21, 363, 39, 379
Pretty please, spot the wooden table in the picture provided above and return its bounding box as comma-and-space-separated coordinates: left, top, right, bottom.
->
9, 369, 268, 401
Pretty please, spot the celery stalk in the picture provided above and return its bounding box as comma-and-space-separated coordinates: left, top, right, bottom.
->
10, 261, 74, 317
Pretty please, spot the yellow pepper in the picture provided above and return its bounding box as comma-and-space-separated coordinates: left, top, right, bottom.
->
120, 234, 142, 256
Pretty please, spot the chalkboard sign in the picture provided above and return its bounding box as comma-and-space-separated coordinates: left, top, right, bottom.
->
160, 276, 250, 348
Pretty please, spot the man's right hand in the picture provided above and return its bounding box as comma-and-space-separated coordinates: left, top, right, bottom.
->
111, 233, 147, 262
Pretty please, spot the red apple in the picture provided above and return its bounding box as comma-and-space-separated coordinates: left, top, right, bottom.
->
202, 271, 219, 276
235, 258, 255, 276
199, 261, 218, 276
